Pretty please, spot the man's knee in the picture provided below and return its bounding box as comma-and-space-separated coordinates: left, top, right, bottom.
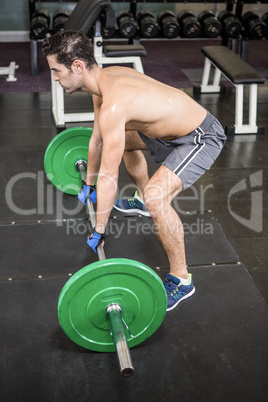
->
143, 182, 165, 216
143, 166, 183, 215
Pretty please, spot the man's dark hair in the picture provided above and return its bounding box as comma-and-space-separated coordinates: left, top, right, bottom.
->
42, 30, 97, 70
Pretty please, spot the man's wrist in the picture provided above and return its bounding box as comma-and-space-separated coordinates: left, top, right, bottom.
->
95, 223, 106, 234
85, 182, 96, 187
85, 174, 97, 187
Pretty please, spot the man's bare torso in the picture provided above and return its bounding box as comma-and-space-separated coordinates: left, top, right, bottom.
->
94, 66, 207, 139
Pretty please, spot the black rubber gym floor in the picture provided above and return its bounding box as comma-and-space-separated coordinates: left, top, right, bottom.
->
1, 86, 268, 400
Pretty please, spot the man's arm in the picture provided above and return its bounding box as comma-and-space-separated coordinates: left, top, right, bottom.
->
94, 106, 126, 234
85, 95, 103, 185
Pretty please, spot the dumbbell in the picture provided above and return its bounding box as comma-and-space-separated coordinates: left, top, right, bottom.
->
198, 10, 222, 38
53, 10, 70, 33
218, 10, 242, 39
44, 127, 167, 376
177, 10, 201, 38
30, 9, 50, 40
117, 11, 137, 38
242, 11, 267, 39
137, 10, 159, 38
158, 10, 180, 39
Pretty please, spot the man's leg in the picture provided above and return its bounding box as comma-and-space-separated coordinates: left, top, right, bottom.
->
117, 132, 195, 311
143, 165, 195, 311
143, 165, 188, 279
113, 131, 151, 216
123, 131, 149, 198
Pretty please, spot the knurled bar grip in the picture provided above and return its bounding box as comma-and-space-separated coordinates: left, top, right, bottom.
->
77, 161, 106, 261
76, 161, 135, 376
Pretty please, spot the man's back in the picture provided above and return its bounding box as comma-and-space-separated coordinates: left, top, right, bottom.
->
95, 66, 207, 139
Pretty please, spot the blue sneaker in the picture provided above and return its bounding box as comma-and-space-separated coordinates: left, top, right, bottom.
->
163, 274, 195, 311
113, 191, 150, 217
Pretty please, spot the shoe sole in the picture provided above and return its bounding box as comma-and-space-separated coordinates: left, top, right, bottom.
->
113, 204, 151, 217
166, 287, 196, 312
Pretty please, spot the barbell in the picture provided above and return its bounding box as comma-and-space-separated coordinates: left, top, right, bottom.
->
44, 127, 167, 376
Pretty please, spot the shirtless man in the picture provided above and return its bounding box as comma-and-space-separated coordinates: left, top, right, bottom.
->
43, 30, 226, 311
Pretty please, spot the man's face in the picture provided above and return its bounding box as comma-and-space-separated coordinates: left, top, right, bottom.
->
47, 55, 82, 94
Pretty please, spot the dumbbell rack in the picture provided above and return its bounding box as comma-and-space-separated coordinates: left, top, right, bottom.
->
234, 0, 268, 61
29, 0, 268, 75
29, 0, 236, 76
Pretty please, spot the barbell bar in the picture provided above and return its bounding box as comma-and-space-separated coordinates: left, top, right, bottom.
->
75, 159, 134, 375
80, 159, 134, 375
75, 159, 106, 261
44, 128, 168, 377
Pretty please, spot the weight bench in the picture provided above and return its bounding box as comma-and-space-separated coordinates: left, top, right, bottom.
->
195, 46, 265, 135
0, 62, 19, 82
51, 0, 147, 130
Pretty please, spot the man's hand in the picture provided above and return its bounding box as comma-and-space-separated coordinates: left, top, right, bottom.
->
87, 229, 106, 253
78, 181, 96, 205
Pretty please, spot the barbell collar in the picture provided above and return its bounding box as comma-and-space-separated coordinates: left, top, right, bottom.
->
75, 159, 87, 172
106, 303, 122, 315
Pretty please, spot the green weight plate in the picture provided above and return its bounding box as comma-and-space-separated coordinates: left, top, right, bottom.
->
58, 258, 167, 352
44, 127, 93, 195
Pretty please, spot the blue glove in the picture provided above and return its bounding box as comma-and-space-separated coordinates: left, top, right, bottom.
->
78, 181, 96, 206
87, 229, 106, 254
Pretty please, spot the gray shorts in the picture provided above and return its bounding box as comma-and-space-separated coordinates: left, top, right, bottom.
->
138, 111, 226, 190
